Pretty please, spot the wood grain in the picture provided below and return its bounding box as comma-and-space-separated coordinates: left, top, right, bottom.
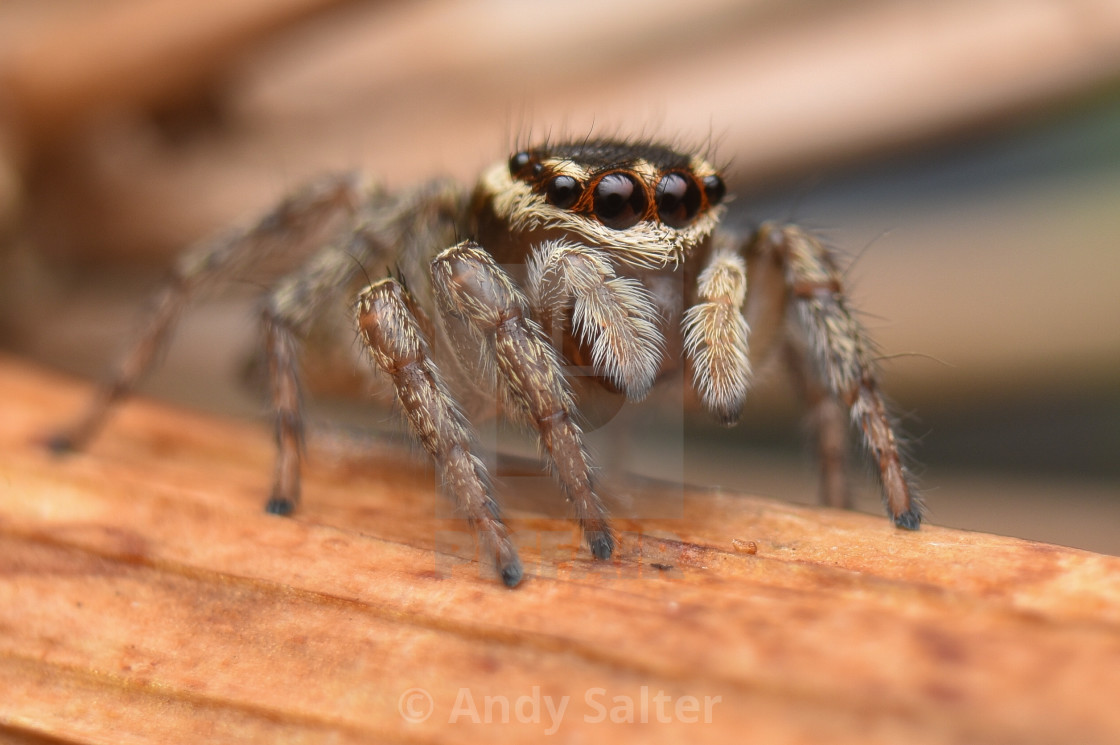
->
0, 0, 363, 154
9, 0, 1120, 264
1, 354, 1119, 743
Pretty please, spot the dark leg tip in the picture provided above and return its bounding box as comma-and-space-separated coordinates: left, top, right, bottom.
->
265, 496, 295, 516
893, 506, 922, 531
499, 557, 524, 588
715, 405, 742, 428
588, 531, 615, 561
45, 433, 76, 455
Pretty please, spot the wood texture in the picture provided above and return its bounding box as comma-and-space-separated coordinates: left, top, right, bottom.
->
1, 354, 1119, 744
8, 0, 1120, 263
0, 0, 364, 153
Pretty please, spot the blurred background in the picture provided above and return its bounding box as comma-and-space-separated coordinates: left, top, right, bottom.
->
1, 0, 1117, 553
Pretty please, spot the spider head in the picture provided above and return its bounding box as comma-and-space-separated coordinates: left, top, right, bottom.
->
472, 140, 726, 269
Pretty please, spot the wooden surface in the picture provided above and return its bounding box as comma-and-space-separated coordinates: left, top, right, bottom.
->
2, 354, 1119, 744
0, 0, 364, 152
2, 10, 1117, 743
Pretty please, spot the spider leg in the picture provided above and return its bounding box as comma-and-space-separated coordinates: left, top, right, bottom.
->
432, 241, 614, 560
745, 222, 922, 529
683, 241, 752, 425
725, 238, 846, 510
258, 179, 467, 515
527, 239, 663, 400
781, 340, 853, 509
258, 237, 376, 516
48, 173, 363, 453
356, 278, 522, 586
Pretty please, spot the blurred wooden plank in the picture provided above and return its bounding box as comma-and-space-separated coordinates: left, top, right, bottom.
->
0, 0, 369, 243
9, 0, 1120, 264
0, 0, 368, 155
1, 353, 1119, 744
220, 0, 1120, 187
7, 0, 1119, 411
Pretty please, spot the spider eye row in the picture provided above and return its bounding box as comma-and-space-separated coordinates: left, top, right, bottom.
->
508, 151, 725, 230
593, 172, 645, 229
546, 174, 581, 209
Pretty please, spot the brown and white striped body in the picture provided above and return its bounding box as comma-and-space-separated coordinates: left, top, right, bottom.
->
52, 138, 921, 587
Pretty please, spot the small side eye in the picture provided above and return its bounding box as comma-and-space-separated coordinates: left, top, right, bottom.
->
545, 175, 582, 209
593, 172, 646, 229
655, 172, 701, 227
702, 174, 726, 207
509, 151, 541, 179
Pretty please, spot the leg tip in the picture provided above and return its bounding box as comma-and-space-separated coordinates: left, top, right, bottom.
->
499, 557, 524, 588
588, 530, 615, 560
715, 409, 742, 428
45, 433, 77, 455
893, 507, 922, 531
265, 496, 296, 516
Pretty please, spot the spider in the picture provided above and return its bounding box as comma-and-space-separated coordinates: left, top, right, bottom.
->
50, 138, 921, 587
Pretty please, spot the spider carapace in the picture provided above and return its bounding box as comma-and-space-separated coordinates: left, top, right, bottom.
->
52, 138, 921, 587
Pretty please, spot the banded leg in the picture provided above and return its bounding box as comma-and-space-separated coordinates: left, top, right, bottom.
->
782, 340, 853, 509
690, 232, 852, 504
256, 181, 467, 514
257, 223, 402, 514
527, 239, 663, 400
683, 243, 752, 425
48, 174, 363, 454
357, 278, 522, 586
433, 241, 614, 559
748, 222, 921, 528
262, 314, 305, 515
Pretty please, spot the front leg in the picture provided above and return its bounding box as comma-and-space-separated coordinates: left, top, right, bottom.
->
432, 241, 614, 560
527, 239, 664, 400
682, 242, 752, 425
357, 278, 523, 586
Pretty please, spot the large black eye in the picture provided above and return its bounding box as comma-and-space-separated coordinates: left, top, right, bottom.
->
655, 172, 701, 227
703, 174, 726, 207
593, 172, 645, 229
545, 175, 582, 209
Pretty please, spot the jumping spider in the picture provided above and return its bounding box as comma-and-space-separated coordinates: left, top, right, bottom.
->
51, 138, 921, 587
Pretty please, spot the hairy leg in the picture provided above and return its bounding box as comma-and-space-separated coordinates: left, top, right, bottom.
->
257, 236, 378, 515
782, 340, 853, 509
746, 223, 921, 528
257, 180, 466, 514
683, 242, 752, 425
433, 241, 613, 559
357, 278, 522, 586
527, 239, 663, 400
725, 235, 853, 507
48, 174, 363, 453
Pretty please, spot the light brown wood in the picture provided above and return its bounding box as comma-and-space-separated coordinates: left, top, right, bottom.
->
0, 0, 365, 154
6, 0, 1119, 415
2, 353, 1119, 744
8, 0, 1120, 264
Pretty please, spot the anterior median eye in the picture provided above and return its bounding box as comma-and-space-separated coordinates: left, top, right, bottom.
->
655, 172, 701, 227
593, 172, 646, 229
545, 175, 582, 208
